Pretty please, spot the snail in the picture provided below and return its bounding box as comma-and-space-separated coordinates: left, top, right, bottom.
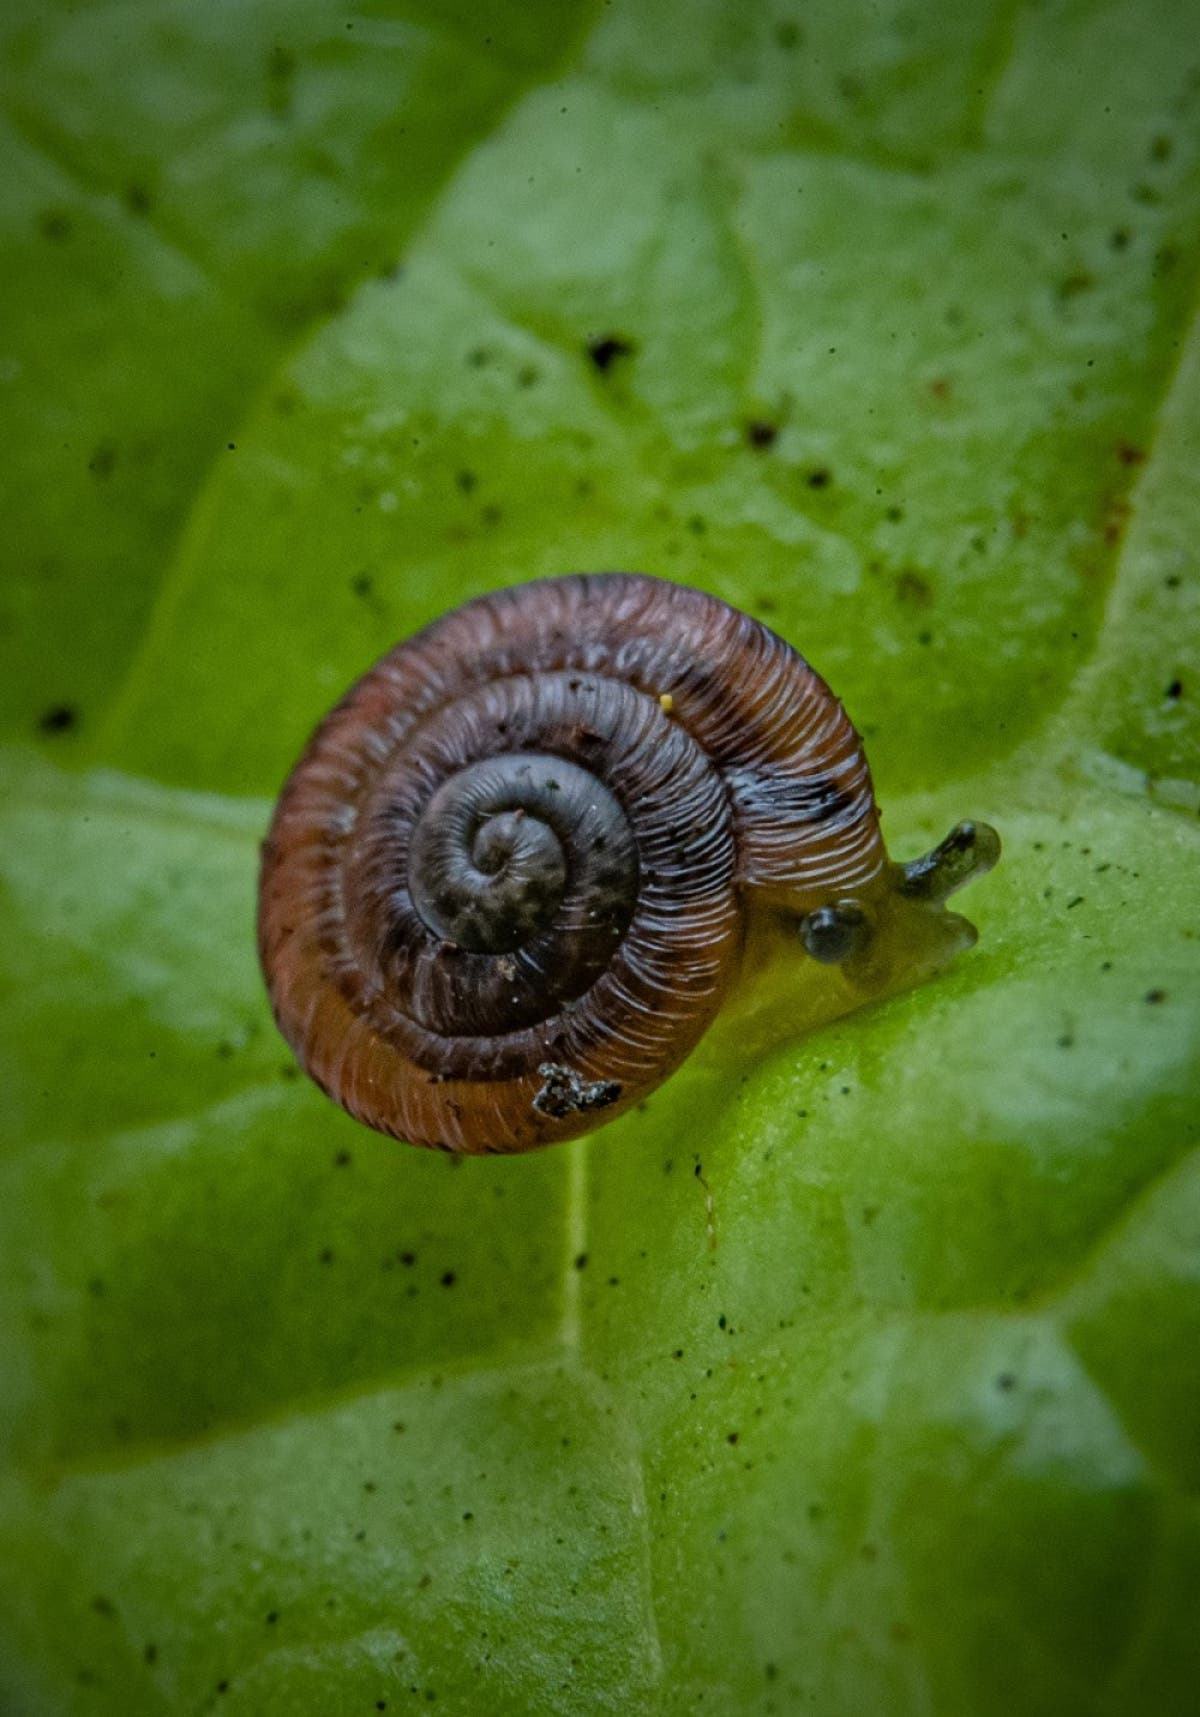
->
258, 573, 1000, 1154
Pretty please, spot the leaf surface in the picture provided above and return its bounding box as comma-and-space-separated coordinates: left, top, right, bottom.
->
2, 3, 1198, 1713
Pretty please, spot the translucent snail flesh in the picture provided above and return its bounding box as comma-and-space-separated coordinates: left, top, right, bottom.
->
258, 573, 1000, 1153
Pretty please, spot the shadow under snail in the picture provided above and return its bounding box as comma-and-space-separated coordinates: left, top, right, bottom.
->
258, 573, 1000, 1154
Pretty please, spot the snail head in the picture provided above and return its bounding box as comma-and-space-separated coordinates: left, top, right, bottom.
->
798, 820, 1002, 994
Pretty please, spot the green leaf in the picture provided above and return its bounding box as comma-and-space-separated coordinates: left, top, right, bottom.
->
2, 2, 1198, 1714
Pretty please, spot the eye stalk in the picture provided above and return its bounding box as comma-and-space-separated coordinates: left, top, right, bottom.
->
899, 820, 1002, 903
799, 900, 871, 965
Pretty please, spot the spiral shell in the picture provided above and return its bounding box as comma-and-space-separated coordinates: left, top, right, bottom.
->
258, 573, 998, 1153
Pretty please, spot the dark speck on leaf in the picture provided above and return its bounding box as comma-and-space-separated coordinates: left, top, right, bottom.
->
39, 703, 79, 735
38, 208, 73, 241
1145, 988, 1167, 1004
88, 444, 117, 479
124, 182, 153, 216
895, 567, 932, 606
265, 44, 296, 116
806, 467, 832, 488
1058, 270, 1093, 300
585, 333, 635, 373
1165, 678, 1182, 700
440, 1270, 457, 1287
745, 418, 778, 449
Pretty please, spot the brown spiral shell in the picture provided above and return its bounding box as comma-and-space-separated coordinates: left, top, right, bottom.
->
258, 573, 997, 1154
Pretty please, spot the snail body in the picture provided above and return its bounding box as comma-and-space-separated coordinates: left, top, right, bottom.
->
258, 573, 998, 1153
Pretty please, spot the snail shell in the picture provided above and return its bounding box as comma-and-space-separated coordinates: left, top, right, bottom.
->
258, 573, 998, 1153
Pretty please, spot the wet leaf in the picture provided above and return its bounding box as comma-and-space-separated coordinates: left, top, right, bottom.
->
2, 2, 1198, 1713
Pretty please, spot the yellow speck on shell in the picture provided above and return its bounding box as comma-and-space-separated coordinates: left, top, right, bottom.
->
658, 692, 675, 715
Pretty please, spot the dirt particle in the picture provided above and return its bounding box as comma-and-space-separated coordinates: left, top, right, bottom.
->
533, 1062, 621, 1118
745, 418, 778, 449
585, 333, 635, 373
39, 703, 80, 735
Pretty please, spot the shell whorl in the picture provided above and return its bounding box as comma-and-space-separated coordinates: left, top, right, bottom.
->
257, 573, 886, 1152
